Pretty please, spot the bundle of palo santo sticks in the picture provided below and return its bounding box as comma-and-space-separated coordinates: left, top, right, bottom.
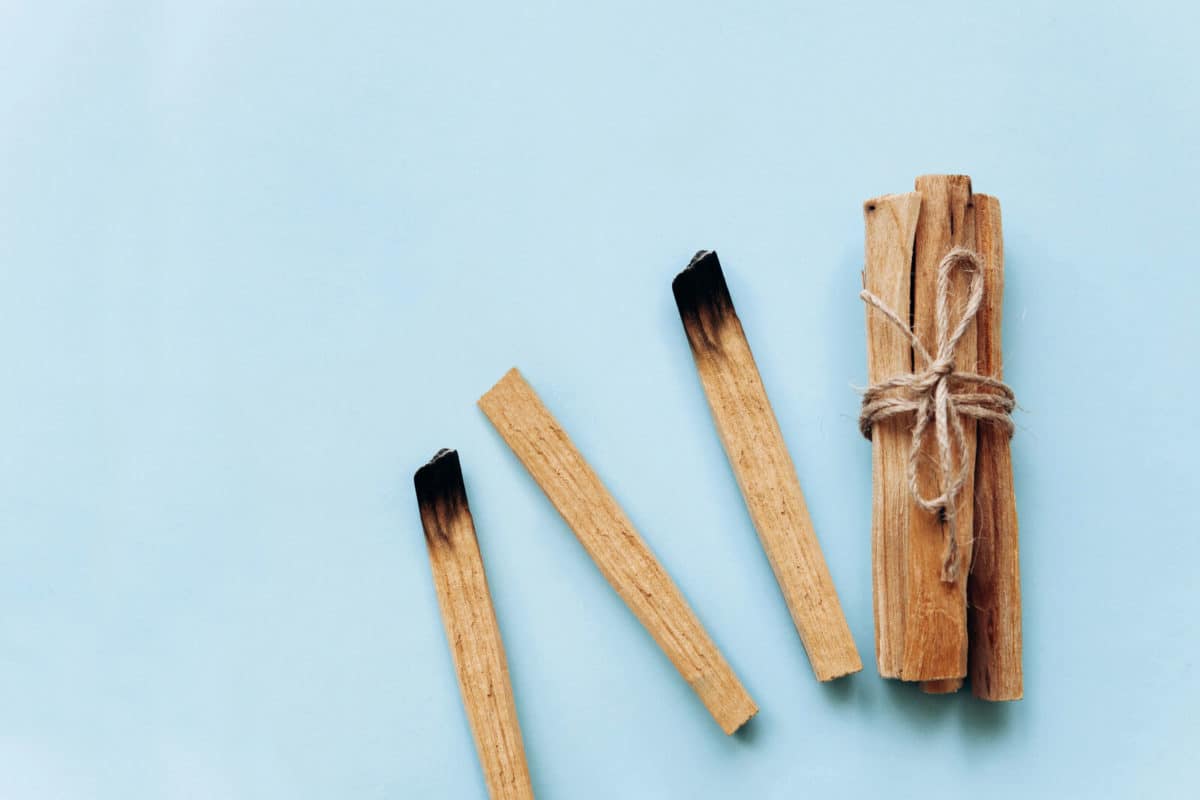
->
412, 172, 1021, 797
860, 174, 1021, 699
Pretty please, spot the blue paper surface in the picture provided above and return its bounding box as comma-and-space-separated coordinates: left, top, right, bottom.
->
1, 1, 1197, 796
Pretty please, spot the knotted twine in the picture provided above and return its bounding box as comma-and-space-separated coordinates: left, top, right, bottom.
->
858, 247, 1015, 583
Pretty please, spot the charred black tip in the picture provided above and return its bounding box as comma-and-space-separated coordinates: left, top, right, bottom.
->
686, 249, 714, 270
672, 250, 735, 315
414, 448, 467, 507
672, 250, 736, 350
414, 449, 469, 541
672, 249, 722, 302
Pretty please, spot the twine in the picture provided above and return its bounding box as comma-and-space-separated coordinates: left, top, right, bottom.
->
859, 248, 1015, 582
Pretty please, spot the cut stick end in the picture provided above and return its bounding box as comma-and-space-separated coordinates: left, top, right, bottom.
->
920, 678, 964, 694
815, 659, 864, 683
863, 192, 921, 217
478, 367, 525, 411
915, 173, 973, 189
722, 701, 759, 736
414, 448, 470, 544
973, 192, 1001, 212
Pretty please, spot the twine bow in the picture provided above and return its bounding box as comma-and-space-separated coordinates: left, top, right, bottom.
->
858, 247, 1015, 582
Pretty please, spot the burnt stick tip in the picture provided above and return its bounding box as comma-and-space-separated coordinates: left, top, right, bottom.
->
672, 250, 737, 349
671, 250, 734, 313
414, 448, 470, 528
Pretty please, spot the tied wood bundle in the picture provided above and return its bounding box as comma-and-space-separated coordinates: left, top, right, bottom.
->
860, 175, 1022, 700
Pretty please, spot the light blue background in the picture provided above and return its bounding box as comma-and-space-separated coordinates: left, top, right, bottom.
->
1, 1, 1197, 797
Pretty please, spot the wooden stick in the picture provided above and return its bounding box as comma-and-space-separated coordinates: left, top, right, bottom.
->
479, 369, 758, 734
968, 194, 1024, 700
903, 174, 977, 684
862, 195, 922, 678
415, 449, 534, 800
672, 251, 861, 682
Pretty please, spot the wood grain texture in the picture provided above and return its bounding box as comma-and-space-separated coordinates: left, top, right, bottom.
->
967, 194, 1024, 701
673, 251, 861, 682
478, 369, 758, 734
862, 194, 921, 679
903, 174, 977, 684
415, 449, 534, 800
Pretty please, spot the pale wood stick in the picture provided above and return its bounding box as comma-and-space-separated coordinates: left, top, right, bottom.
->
415, 449, 534, 800
862, 195, 922, 678
673, 251, 861, 682
904, 174, 977, 685
479, 369, 758, 734
968, 194, 1024, 700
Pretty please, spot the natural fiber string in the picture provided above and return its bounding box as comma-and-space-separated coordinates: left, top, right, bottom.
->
859, 247, 1015, 582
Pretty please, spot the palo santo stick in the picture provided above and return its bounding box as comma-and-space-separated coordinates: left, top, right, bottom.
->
672, 251, 861, 681
904, 174, 977, 685
479, 368, 757, 734
968, 194, 1024, 701
863, 195, 922, 678
415, 449, 534, 800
